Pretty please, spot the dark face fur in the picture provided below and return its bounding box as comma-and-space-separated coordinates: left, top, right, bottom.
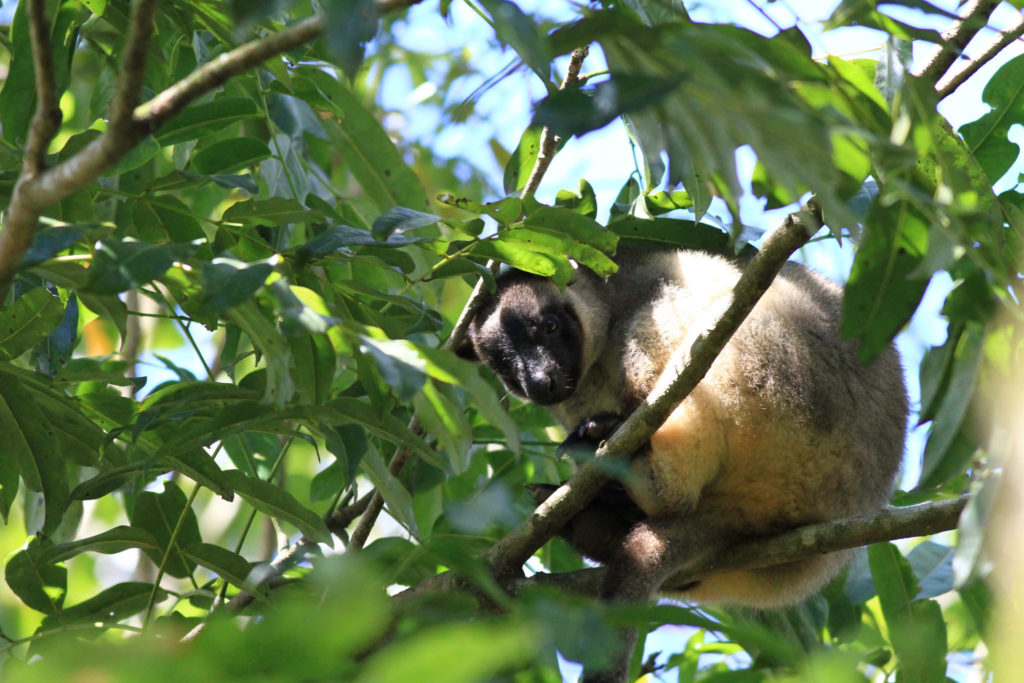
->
458, 276, 585, 405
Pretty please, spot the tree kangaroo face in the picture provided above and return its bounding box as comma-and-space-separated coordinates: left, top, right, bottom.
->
459, 279, 585, 405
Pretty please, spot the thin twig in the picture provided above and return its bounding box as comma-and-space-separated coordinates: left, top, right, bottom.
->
347, 423, 418, 550
916, 0, 1001, 87
485, 201, 823, 578
936, 15, 1024, 100
519, 46, 589, 198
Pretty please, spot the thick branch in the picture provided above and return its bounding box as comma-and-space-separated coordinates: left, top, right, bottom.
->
0, 0, 62, 301
508, 497, 968, 596
486, 202, 823, 577
133, 15, 325, 130
916, 0, 1001, 87
936, 15, 1024, 100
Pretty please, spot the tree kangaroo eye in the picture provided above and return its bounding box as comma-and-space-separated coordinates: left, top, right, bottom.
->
544, 315, 558, 334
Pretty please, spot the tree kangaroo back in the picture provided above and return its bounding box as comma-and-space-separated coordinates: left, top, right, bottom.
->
456, 245, 907, 679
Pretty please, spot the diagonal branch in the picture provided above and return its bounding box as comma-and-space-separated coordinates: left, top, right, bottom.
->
936, 14, 1024, 100
509, 497, 968, 597
916, 0, 1001, 87
486, 201, 823, 578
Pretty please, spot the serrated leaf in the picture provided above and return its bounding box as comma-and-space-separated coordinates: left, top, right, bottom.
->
191, 137, 271, 175
155, 97, 260, 146
221, 470, 332, 544
0, 288, 66, 361
39, 526, 159, 564
5, 539, 66, 616
130, 481, 203, 579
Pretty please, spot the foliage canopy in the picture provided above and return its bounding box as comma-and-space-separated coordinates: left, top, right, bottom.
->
0, 0, 1021, 680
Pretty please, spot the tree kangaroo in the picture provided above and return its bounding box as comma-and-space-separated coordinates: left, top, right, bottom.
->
455, 245, 907, 682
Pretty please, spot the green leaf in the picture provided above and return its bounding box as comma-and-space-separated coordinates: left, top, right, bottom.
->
905, 541, 954, 600
322, 0, 380, 78
468, 239, 575, 285
130, 481, 203, 579
182, 542, 256, 591
0, 288, 66, 361
5, 539, 66, 616
222, 197, 319, 227
0, 375, 68, 535
609, 216, 729, 252
39, 526, 160, 564
533, 75, 682, 137
225, 300, 295, 407
478, 0, 551, 80
196, 259, 273, 316
359, 446, 419, 537
960, 54, 1024, 183
221, 470, 333, 544
84, 240, 196, 295
841, 201, 930, 362
20, 225, 87, 269
43, 581, 165, 627
353, 619, 537, 683
555, 179, 599, 218
190, 137, 272, 175
328, 397, 442, 470
371, 206, 441, 240
919, 323, 984, 487
300, 68, 429, 213
504, 126, 559, 195
131, 195, 205, 243
155, 97, 261, 146
289, 332, 336, 405
868, 543, 948, 682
